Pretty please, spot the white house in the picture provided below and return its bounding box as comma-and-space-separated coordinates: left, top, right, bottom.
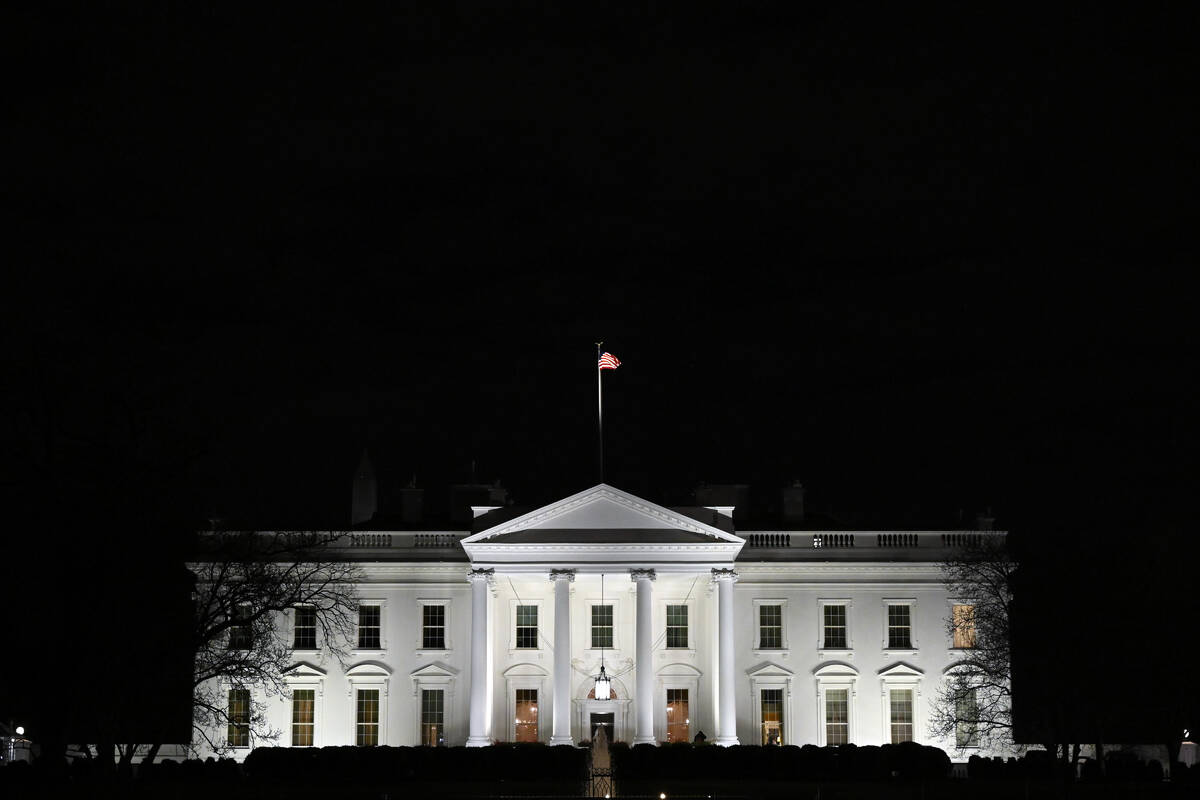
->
203, 481, 1001, 759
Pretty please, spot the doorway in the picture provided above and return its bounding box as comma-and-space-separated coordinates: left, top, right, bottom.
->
590, 712, 615, 742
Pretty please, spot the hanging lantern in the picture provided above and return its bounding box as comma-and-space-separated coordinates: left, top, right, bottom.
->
593, 663, 612, 700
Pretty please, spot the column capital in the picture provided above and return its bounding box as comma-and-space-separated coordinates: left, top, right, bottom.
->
711, 567, 738, 583
629, 568, 656, 582
549, 569, 576, 583
467, 567, 495, 584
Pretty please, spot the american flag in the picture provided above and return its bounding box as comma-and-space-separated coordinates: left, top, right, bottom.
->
597, 352, 621, 370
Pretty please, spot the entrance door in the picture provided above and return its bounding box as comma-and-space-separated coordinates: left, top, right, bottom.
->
590, 712, 615, 742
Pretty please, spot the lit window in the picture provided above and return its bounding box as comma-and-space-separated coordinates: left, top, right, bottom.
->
358, 605, 381, 649
759, 605, 783, 649
666, 605, 688, 648
515, 605, 538, 649
356, 689, 379, 746
823, 605, 847, 649
889, 688, 914, 743
422, 605, 446, 650
591, 605, 613, 649
666, 688, 690, 742
515, 689, 538, 742
421, 689, 444, 746
952, 604, 976, 649
825, 688, 848, 745
761, 688, 784, 745
293, 607, 316, 650
228, 604, 252, 650
887, 605, 912, 649
291, 689, 314, 746
955, 689, 980, 747
227, 688, 250, 747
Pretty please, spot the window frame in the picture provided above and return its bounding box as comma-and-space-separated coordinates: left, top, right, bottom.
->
507, 598, 545, 654
503, 663, 548, 742
878, 663, 923, 744
416, 598, 452, 654
954, 687, 981, 749
661, 598, 695, 652
748, 663, 794, 746
420, 688, 446, 747
345, 663, 391, 745
290, 687, 317, 747
948, 599, 977, 650
590, 603, 615, 650
291, 605, 318, 652
226, 686, 251, 748
817, 598, 853, 656
655, 667, 700, 744
228, 603, 253, 651
583, 595, 622, 657
882, 598, 918, 655
813, 663, 858, 747
354, 598, 388, 653
752, 598, 789, 654
284, 665, 326, 748
410, 662, 457, 746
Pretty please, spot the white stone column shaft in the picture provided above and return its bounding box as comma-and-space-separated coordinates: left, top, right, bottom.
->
466, 568, 494, 746
713, 568, 739, 746
631, 569, 656, 745
549, 569, 575, 746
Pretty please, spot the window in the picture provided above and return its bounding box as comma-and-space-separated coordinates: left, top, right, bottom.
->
227, 688, 250, 747
666, 604, 688, 648
422, 604, 446, 650
515, 689, 538, 742
666, 688, 689, 743
955, 689, 980, 747
889, 689, 914, 743
952, 604, 976, 649
825, 688, 849, 745
761, 688, 784, 745
823, 604, 848, 648
421, 689, 444, 746
515, 605, 538, 649
293, 607, 316, 650
228, 604, 252, 650
887, 604, 912, 649
358, 605, 381, 649
292, 689, 314, 746
759, 605, 783, 649
591, 604, 613, 649
356, 689, 379, 746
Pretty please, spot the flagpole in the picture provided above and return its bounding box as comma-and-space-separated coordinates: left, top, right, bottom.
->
595, 341, 604, 483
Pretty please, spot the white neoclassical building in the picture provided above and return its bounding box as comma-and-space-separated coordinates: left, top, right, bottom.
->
211, 482, 1001, 758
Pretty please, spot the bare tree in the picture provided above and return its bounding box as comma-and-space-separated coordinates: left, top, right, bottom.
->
930, 533, 1018, 753
189, 530, 361, 755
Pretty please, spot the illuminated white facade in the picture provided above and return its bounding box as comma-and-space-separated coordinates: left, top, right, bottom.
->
207, 483, 1002, 758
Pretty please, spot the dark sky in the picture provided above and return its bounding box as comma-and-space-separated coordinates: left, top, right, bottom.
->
3, 4, 1197, 744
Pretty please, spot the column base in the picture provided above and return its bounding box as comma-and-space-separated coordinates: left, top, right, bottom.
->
549, 736, 575, 747
713, 736, 739, 747
465, 736, 492, 747
632, 735, 657, 746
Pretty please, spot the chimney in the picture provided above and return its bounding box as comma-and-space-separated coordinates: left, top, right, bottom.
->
488, 479, 510, 506
351, 449, 377, 525
693, 483, 749, 519
450, 484, 491, 523
974, 507, 995, 531
781, 480, 806, 523
399, 475, 423, 524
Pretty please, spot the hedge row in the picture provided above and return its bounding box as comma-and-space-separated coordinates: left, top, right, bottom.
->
611, 742, 952, 781
244, 743, 587, 783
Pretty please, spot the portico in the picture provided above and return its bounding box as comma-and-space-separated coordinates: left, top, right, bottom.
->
460, 484, 744, 746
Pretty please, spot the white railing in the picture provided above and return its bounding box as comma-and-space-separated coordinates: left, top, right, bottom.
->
344, 532, 466, 551
741, 531, 1005, 551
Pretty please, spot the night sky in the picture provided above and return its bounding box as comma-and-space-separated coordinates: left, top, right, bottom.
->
3, 5, 1197, 748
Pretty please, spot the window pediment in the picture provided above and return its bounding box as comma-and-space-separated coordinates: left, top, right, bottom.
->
814, 661, 859, 678
502, 662, 549, 678
284, 661, 327, 678
878, 662, 924, 679
410, 661, 459, 679
346, 661, 393, 677
746, 661, 794, 678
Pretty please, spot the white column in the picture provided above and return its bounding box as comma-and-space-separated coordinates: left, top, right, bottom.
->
466, 568, 494, 746
713, 568, 739, 746
631, 568, 656, 745
549, 569, 576, 745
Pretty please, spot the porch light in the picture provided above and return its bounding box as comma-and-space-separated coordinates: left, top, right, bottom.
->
593, 664, 612, 700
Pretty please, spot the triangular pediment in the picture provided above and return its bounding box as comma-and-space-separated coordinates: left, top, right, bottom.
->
462, 484, 742, 544
285, 661, 327, 678
410, 661, 459, 679
878, 662, 924, 678
747, 661, 794, 678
